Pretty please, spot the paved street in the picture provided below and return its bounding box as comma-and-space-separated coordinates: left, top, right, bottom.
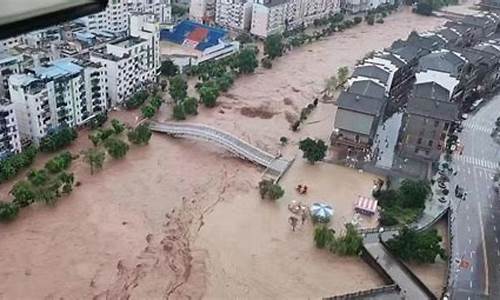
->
449, 95, 500, 300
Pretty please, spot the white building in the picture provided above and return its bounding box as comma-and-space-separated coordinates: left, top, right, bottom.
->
250, 0, 340, 38
91, 14, 160, 106
0, 100, 22, 158
0, 49, 25, 102
215, 0, 253, 31
76, 0, 129, 34
127, 0, 172, 24
343, 0, 391, 14
189, 0, 216, 23
8, 58, 107, 143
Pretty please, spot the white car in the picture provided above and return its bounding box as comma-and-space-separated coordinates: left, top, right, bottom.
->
472, 98, 484, 109
461, 113, 468, 120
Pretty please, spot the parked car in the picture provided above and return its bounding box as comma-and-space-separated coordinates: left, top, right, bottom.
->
438, 181, 447, 189
438, 196, 447, 203
461, 113, 469, 120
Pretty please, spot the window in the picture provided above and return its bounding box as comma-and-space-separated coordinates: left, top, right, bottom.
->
428, 140, 433, 147
417, 137, 422, 145
444, 122, 449, 130
440, 133, 446, 140
434, 120, 439, 127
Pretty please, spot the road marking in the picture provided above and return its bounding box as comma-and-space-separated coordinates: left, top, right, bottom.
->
478, 201, 489, 295
468, 226, 471, 232
469, 239, 472, 245
471, 265, 474, 272
494, 225, 497, 232
496, 237, 499, 244
470, 280, 473, 288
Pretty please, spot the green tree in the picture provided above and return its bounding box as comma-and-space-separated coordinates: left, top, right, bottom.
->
10, 181, 36, 207
365, 15, 375, 25
337, 66, 349, 87
173, 104, 186, 120
39, 127, 78, 152
160, 59, 179, 77
324, 75, 338, 94
216, 73, 235, 91
237, 48, 258, 74
83, 148, 105, 175
199, 81, 220, 108
168, 75, 188, 102
331, 224, 363, 256
183, 97, 198, 115
0, 160, 17, 183
258, 179, 285, 200
141, 105, 156, 119
299, 138, 328, 164
264, 34, 284, 59
111, 119, 125, 135
89, 112, 108, 129
399, 179, 431, 209
386, 227, 446, 264
0, 201, 19, 222
235, 32, 253, 44
127, 124, 152, 145
28, 169, 49, 186
44, 151, 73, 174
104, 138, 129, 159
150, 95, 163, 110
124, 90, 148, 109
314, 225, 335, 249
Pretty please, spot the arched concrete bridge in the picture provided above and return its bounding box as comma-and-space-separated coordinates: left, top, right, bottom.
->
149, 121, 292, 177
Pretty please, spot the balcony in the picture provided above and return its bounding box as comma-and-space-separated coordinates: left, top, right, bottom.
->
91, 86, 101, 93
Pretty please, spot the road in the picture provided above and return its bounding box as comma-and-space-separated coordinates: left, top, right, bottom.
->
449, 95, 500, 300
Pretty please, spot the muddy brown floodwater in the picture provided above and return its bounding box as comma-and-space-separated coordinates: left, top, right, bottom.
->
0, 7, 455, 300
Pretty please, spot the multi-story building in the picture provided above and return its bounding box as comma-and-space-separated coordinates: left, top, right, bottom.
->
343, 0, 391, 14
0, 49, 25, 102
215, 0, 253, 31
250, 0, 340, 38
0, 99, 22, 158
76, 0, 129, 34
190, 0, 217, 24
91, 14, 160, 106
127, 0, 172, 24
8, 58, 107, 143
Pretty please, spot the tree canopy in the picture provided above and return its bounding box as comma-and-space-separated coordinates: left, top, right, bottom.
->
39, 127, 78, 152
258, 179, 285, 200
199, 81, 220, 108
0, 145, 38, 183
236, 48, 258, 74
264, 34, 284, 59
299, 138, 328, 164
168, 75, 188, 102
127, 124, 152, 145
386, 227, 446, 264
83, 147, 106, 175
104, 138, 129, 159
160, 59, 179, 77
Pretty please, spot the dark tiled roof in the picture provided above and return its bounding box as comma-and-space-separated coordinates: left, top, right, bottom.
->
418, 51, 465, 76
413, 82, 450, 101
337, 91, 385, 116
475, 44, 500, 57
407, 32, 446, 51
374, 52, 406, 68
352, 65, 390, 83
444, 21, 471, 35
463, 15, 494, 28
407, 96, 458, 121
389, 43, 429, 62
453, 47, 491, 65
437, 28, 461, 43
348, 80, 386, 99
264, 0, 288, 7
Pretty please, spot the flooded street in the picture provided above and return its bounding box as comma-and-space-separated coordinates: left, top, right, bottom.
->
0, 7, 454, 300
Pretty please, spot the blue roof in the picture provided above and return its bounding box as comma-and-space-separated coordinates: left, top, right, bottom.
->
160, 20, 227, 51
33, 58, 83, 79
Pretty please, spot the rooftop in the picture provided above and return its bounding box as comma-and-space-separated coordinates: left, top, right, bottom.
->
352, 64, 390, 84
32, 58, 83, 79
407, 96, 458, 121
111, 36, 147, 48
417, 49, 466, 76
348, 80, 386, 99
337, 91, 386, 116
413, 82, 450, 101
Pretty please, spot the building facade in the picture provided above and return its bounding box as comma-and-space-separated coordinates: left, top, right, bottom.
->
127, 0, 172, 24
76, 0, 129, 34
215, 0, 254, 31
91, 14, 160, 106
190, 0, 217, 23
8, 58, 107, 143
0, 100, 22, 158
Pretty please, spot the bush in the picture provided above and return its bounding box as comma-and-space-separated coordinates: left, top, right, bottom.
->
45, 151, 72, 173
0, 201, 19, 222
258, 179, 285, 200
280, 136, 288, 145
299, 138, 328, 164
173, 104, 186, 120
264, 34, 284, 59
160, 59, 179, 77
104, 138, 129, 159
169, 75, 188, 102
236, 48, 258, 74
376, 18, 384, 24
39, 127, 78, 153
332, 224, 363, 256
89, 112, 108, 129
365, 15, 375, 25
127, 124, 152, 145
387, 226, 446, 263
183, 97, 198, 115
199, 81, 220, 108
0, 145, 38, 183
353, 16, 362, 24
10, 181, 36, 208
111, 119, 125, 135
124, 90, 148, 109
314, 225, 335, 249
141, 105, 156, 119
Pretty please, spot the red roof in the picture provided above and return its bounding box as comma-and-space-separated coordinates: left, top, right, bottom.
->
187, 27, 208, 43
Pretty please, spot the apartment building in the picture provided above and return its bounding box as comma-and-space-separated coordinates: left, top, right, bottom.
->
0, 99, 22, 158
8, 58, 107, 143
250, 0, 339, 38
343, 0, 391, 14
76, 0, 129, 34
91, 14, 160, 106
127, 0, 172, 24
190, 0, 217, 23
215, 0, 253, 31
0, 49, 25, 102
